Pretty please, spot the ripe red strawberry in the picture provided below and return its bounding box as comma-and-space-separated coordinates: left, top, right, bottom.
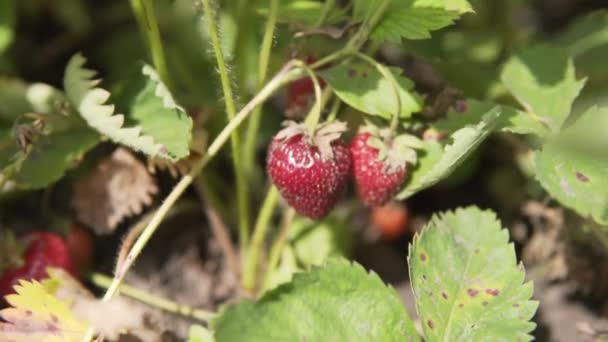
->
267, 121, 351, 219
65, 225, 94, 275
0, 231, 75, 298
350, 130, 421, 206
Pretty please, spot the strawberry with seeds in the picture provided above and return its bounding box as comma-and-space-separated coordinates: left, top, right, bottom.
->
350, 127, 422, 206
267, 121, 352, 219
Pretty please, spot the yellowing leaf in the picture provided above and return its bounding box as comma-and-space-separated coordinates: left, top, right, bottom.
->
0, 279, 89, 342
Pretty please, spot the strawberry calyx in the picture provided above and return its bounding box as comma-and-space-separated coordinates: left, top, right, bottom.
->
360, 126, 423, 174
273, 120, 348, 161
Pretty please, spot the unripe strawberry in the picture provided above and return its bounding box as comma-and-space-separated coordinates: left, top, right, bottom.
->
371, 202, 409, 240
267, 121, 351, 219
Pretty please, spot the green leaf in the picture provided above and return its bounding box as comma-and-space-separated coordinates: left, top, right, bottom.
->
116, 63, 193, 160
555, 10, 608, 59
289, 216, 353, 267
0, 278, 89, 341
534, 106, 608, 225
320, 62, 423, 119
397, 107, 501, 199
0, 0, 15, 54
0, 78, 32, 123
213, 259, 420, 342
500, 45, 586, 131
63, 53, 189, 161
409, 207, 538, 341
554, 10, 608, 83
355, 0, 473, 43
434, 100, 549, 136
11, 128, 99, 189
188, 324, 215, 342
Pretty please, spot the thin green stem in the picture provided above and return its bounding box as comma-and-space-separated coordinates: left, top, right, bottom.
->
263, 208, 296, 290
351, 51, 402, 135
326, 97, 342, 122
242, 186, 280, 293
295, 61, 323, 135
129, 0, 172, 88
201, 0, 250, 259
315, 0, 336, 28
244, 0, 279, 176
90, 273, 215, 322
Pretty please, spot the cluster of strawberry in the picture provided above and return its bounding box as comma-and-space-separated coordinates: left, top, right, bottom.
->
0, 226, 93, 299
267, 119, 419, 220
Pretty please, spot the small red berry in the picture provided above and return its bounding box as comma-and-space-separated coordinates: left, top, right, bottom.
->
0, 231, 75, 297
351, 131, 421, 206
267, 121, 351, 219
371, 202, 409, 240
65, 225, 94, 275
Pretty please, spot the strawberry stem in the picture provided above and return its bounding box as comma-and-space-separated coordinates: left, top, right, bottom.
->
243, 0, 279, 179
243, 186, 280, 294
90, 273, 215, 322
297, 60, 324, 138
263, 208, 297, 290
79, 63, 303, 342
201, 0, 251, 265
350, 51, 403, 139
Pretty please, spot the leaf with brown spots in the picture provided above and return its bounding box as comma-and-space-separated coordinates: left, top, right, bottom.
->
535, 106, 608, 226
408, 207, 538, 341
0, 277, 89, 342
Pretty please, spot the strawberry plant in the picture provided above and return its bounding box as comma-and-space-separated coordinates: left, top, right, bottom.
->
1, 0, 608, 341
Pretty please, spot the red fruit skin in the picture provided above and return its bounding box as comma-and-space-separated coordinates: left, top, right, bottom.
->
267, 135, 351, 219
65, 225, 94, 275
350, 132, 407, 206
371, 203, 409, 240
0, 231, 75, 298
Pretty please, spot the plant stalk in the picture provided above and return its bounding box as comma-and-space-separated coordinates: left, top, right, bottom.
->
90, 273, 215, 322
129, 0, 172, 88
262, 208, 296, 290
80, 62, 301, 342
243, 0, 279, 176
201, 0, 251, 259
242, 186, 280, 293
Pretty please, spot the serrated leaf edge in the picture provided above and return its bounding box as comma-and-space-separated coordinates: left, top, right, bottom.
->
63, 53, 172, 160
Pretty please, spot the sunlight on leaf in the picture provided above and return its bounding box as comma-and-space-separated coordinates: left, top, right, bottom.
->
0, 278, 89, 342
501, 45, 586, 131
213, 259, 420, 341
320, 62, 422, 120
409, 207, 538, 341
63, 53, 190, 160
397, 107, 501, 199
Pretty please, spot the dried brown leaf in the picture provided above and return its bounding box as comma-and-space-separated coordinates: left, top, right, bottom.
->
71, 148, 158, 235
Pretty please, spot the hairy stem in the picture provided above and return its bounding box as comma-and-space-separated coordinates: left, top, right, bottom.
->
201, 0, 250, 259
90, 273, 215, 322
129, 0, 172, 88
243, 0, 279, 176
242, 186, 280, 293
78, 62, 302, 342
